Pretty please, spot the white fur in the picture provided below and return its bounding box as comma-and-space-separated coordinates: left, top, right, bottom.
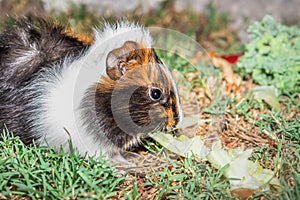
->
29, 22, 153, 157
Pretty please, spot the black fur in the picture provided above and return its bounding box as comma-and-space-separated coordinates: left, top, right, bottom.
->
0, 19, 87, 89
0, 18, 88, 143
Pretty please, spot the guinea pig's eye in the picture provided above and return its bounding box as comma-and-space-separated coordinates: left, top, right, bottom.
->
149, 87, 163, 101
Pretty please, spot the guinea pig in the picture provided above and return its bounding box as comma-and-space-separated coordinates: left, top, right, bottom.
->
0, 18, 183, 164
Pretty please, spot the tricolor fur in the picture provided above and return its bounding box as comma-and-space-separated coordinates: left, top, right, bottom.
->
0, 19, 182, 161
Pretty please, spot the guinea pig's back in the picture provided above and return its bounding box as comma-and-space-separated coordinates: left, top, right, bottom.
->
0, 18, 87, 90
0, 19, 88, 144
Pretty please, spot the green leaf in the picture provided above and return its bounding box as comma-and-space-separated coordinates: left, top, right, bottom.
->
207, 140, 280, 191
253, 85, 281, 111
149, 133, 208, 158
176, 116, 205, 129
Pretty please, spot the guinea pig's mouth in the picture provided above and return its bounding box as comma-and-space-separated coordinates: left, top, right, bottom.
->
162, 119, 181, 135
163, 127, 180, 135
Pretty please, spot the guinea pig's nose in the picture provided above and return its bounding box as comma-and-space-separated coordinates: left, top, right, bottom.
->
164, 125, 176, 132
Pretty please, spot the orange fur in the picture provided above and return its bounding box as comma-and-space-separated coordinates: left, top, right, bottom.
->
97, 41, 179, 133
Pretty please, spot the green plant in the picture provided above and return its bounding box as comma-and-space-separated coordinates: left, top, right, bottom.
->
237, 15, 300, 95
0, 131, 123, 199
143, 156, 232, 199
255, 110, 300, 142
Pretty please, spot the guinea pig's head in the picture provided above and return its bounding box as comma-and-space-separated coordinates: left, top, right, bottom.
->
97, 40, 182, 136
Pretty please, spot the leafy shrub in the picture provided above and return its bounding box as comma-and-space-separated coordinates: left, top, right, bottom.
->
237, 15, 300, 94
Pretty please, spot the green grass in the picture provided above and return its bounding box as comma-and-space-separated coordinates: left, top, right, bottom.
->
0, 131, 123, 199
121, 153, 233, 199
143, 158, 232, 199
0, 132, 234, 199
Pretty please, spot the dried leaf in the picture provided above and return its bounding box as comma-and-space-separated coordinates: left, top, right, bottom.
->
208, 51, 240, 93
231, 188, 254, 200
211, 57, 236, 84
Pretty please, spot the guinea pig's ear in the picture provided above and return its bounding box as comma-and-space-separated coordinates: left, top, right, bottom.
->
106, 41, 140, 80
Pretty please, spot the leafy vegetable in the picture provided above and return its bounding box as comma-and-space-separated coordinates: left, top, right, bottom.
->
207, 140, 280, 191
150, 132, 280, 199
149, 133, 208, 159
237, 15, 300, 94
